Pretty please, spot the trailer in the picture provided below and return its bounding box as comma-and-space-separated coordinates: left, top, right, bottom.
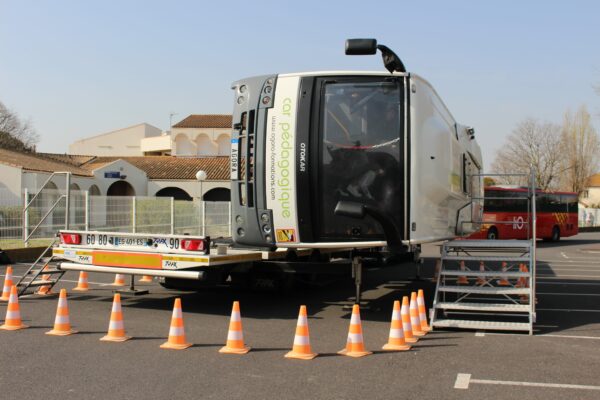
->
30, 39, 482, 299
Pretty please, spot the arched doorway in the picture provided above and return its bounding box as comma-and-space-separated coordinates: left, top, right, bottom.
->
174, 134, 195, 156
203, 188, 230, 201
195, 134, 215, 156
216, 134, 231, 156
155, 187, 192, 201
107, 181, 135, 196
88, 184, 101, 196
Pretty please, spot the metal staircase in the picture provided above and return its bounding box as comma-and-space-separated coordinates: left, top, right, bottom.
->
15, 238, 65, 296
430, 239, 535, 334
430, 170, 537, 335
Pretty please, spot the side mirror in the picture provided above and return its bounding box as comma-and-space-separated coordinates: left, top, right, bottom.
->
345, 38, 377, 55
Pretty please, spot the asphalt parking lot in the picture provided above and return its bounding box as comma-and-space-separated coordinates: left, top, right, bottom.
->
1, 232, 600, 400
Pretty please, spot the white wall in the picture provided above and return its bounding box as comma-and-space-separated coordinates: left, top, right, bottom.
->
91, 160, 148, 196
69, 123, 162, 156
0, 164, 23, 201
170, 127, 231, 157
147, 179, 230, 199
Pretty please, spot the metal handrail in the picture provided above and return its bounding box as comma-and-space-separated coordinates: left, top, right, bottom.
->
23, 172, 71, 246
25, 195, 66, 243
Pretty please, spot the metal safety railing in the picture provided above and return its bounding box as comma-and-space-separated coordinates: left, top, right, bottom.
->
23, 172, 72, 246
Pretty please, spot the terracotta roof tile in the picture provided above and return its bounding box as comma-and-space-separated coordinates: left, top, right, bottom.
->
587, 173, 600, 187
0, 148, 92, 176
173, 114, 232, 129
81, 156, 231, 180
0, 149, 231, 181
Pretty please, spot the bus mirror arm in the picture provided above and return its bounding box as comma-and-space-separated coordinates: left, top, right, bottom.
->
334, 201, 405, 254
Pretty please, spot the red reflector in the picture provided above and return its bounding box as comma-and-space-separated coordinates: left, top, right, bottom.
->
60, 233, 82, 245
181, 239, 205, 251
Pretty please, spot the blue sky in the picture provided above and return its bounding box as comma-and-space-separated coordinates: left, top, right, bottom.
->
1, 0, 599, 169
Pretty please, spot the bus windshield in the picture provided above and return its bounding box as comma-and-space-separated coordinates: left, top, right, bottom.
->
318, 80, 403, 241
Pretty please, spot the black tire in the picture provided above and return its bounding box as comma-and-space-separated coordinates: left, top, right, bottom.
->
551, 226, 560, 242
486, 227, 499, 240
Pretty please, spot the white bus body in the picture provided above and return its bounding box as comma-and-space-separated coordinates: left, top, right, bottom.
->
231, 71, 482, 250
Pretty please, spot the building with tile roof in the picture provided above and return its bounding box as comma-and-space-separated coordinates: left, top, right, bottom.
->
0, 148, 231, 203
68, 115, 233, 158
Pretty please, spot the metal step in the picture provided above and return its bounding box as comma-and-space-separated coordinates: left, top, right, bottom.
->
432, 319, 531, 331
443, 255, 530, 262
435, 302, 530, 312
441, 270, 530, 278
19, 279, 58, 287
27, 269, 63, 275
444, 239, 532, 249
438, 285, 530, 295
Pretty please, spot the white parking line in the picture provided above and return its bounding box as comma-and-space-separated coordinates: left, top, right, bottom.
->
538, 281, 600, 285
454, 373, 600, 391
537, 274, 600, 279
537, 308, 600, 313
538, 292, 600, 296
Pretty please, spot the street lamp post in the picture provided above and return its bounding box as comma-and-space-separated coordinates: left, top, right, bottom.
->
196, 170, 207, 236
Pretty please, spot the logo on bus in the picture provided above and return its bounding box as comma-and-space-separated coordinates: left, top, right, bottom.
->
276, 229, 296, 242
512, 216, 524, 230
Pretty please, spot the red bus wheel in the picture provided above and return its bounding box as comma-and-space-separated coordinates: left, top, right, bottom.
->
551, 226, 560, 242
486, 227, 498, 240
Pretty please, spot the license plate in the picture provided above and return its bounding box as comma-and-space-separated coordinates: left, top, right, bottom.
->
82, 233, 183, 251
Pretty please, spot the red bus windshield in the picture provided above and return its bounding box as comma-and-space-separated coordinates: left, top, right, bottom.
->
469, 187, 579, 241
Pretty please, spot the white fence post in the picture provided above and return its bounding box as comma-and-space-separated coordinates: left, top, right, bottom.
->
170, 197, 174, 235
84, 190, 90, 231
202, 201, 206, 237
132, 196, 137, 234
23, 188, 29, 247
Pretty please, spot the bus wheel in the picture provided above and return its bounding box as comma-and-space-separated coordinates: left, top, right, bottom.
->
486, 227, 498, 240
551, 226, 560, 242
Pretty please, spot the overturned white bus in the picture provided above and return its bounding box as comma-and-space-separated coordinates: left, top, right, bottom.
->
230, 39, 483, 253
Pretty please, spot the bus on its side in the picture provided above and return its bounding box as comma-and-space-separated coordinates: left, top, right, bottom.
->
469, 186, 579, 241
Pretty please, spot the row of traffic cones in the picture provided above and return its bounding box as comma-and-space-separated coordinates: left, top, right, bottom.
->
1, 268, 154, 301
1, 280, 433, 359
455, 261, 529, 287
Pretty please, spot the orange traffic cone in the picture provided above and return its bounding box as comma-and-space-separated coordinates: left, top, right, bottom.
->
46, 289, 77, 336
219, 301, 250, 354
1, 265, 14, 301
160, 298, 191, 350
35, 265, 54, 296
497, 262, 510, 286
401, 296, 418, 343
417, 289, 431, 332
72, 271, 89, 291
338, 304, 371, 357
100, 293, 131, 342
431, 259, 441, 283
410, 292, 426, 337
0, 285, 28, 330
476, 261, 486, 285
382, 300, 411, 351
112, 274, 126, 286
516, 264, 525, 288
457, 261, 469, 285
285, 305, 317, 360
139, 275, 153, 283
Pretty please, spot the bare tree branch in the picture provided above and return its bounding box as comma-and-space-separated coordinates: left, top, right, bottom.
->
491, 118, 562, 190
0, 101, 39, 151
560, 105, 599, 194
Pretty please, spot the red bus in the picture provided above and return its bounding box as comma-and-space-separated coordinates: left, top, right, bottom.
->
468, 186, 579, 241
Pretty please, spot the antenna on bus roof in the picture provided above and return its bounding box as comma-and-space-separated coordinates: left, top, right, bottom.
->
345, 38, 406, 74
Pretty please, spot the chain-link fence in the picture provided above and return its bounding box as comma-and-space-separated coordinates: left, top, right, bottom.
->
0, 188, 231, 249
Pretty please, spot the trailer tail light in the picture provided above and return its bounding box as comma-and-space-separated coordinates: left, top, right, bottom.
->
60, 233, 82, 245
181, 239, 207, 252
